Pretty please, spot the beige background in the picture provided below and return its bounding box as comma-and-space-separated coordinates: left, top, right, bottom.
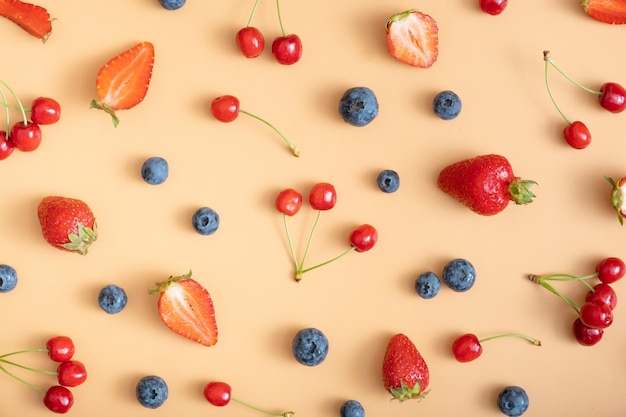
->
1, 0, 625, 415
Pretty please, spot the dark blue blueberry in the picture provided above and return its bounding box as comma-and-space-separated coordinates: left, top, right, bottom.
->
136, 375, 168, 409
433, 90, 462, 120
340, 400, 365, 417
442, 258, 476, 292
158, 0, 185, 10
338, 87, 379, 127
0, 264, 17, 293
98, 284, 128, 314
192, 207, 220, 235
414, 271, 441, 299
497, 386, 529, 416
141, 156, 169, 185
376, 169, 400, 193
292, 328, 329, 366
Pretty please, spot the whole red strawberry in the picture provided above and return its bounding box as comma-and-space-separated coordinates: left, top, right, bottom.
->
437, 154, 536, 215
382, 333, 429, 402
37, 196, 97, 255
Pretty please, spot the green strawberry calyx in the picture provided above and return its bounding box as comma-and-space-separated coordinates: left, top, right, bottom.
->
61, 222, 97, 255
605, 176, 625, 225
508, 178, 537, 205
389, 381, 429, 402
148, 270, 193, 295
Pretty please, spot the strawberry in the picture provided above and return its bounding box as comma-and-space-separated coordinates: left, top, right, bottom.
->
581, 0, 626, 24
90, 42, 155, 127
382, 333, 429, 402
37, 196, 97, 255
606, 176, 626, 224
385, 9, 438, 68
0, 0, 52, 42
149, 271, 218, 347
437, 154, 537, 216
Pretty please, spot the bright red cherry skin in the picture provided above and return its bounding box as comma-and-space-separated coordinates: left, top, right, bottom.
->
236, 26, 265, 58
0, 131, 15, 160
57, 360, 87, 387
43, 385, 74, 414
479, 0, 508, 15
451, 333, 483, 362
309, 183, 337, 210
211, 95, 240, 122
572, 317, 603, 346
349, 224, 378, 252
275, 188, 303, 216
46, 336, 75, 362
586, 283, 617, 310
563, 121, 591, 149
599, 82, 626, 113
580, 301, 613, 329
271, 34, 302, 65
10, 121, 42, 152
596, 257, 625, 284
31, 97, 61, 125
203, 381, 232, 406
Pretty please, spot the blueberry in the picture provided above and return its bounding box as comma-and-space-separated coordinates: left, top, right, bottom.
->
433, 90, 462, 120
97, 284, 128, 314
340, 400, 365, 417
292, 327, 329, 366
414, 271, 441, 299
338, 87, 379, 127
191, 207, 220, 235
0, 264, 17, 293
141, 156, 169, 185
136, 375, 169, 409
442, 258, 476, 292
158, 0, 185, 10
497, 386, 529, 416
376, 169, 400, 193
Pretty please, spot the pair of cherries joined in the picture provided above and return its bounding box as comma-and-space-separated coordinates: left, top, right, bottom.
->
275, 183, 378, 281
543, 51, 626, 150
236, 0, 302, 65
1, 336, 87, 414
0, 80, 61, 160
529, 256, 624, 346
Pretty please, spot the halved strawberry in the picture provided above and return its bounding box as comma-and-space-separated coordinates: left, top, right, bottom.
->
606, 176, 626, 224
149, 271, 218, 347
0, 0, 52, 41
90, 41, 155, 127
386, 9, 438, 68
581, 0, 626, 24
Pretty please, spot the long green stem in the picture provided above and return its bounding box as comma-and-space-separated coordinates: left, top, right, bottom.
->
297, 246, 356, 277
298, 210, 321, 271
479, 333, 541, 346
0, 358, 57, 375
543, 51, 601, 95
0, 80, 28, 126
0, 363, 46, 394
544, 54, 571, 125
282, 214, 299, 271
246, 0, 261, 27
0, 348, 47, 359
0, 87, 10, 133
275, 0, 286, 36
239, 109, 299, 157
529, 274, 581, 314
232, 397, 294, 417
534, 272, 596, 291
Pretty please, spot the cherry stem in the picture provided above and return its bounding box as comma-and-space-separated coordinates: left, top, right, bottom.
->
0, 358, 57, 376
543, 51, 601, 96
0, 86, 10, 133
245, 0, 261, 27
529, 274, 581, 314
0, 363, 46, 394
0, 348, 47, 359
0, 79, 28, 126
275, 0, 286, 36
298, 210, 321, 270
478, 333, 541, 346
232, 397, 294, 417
239, 109, 299, 157
282, 213, 300, 271
296, 246, 356, 280
531, 272, 596, 291
543, 53, 572, 125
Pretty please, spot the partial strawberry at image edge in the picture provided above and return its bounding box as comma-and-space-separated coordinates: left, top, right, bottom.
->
0, 0, 52, 42
582, 0, 626, 24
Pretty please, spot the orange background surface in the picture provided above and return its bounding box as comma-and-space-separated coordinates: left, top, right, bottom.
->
1, 0, 626, 416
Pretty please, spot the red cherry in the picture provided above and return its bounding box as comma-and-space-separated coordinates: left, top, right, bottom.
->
203, 381, 231, 406
46, 336, 75, 363
236, 27, 265, 58
586, 283, 617, 310
271, 34, 302, 65
43, 385, 74, 414
308, 183, 337, 210
349, 224, 378, 252
211, 95, 240, 122
596, 257, 625, 284
579, 301, 613, 329
599, 82, 626, 113
572, 317, 603, 346
275, 188, 303, 216
451, 333, 483, 362
57, 360, 87, 387
0, 131, 15, 160
479, 0, 508, 15
563, 121, 591, 149
10, 121, 42, 152
31, 97, 61, 125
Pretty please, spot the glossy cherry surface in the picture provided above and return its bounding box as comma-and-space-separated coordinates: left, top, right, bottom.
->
10, 121, 42, 152
451, 333, 483, 362
579, 301, 613, 329
479, 0, 508, 15
211, 95, 240, 122
43, 385, 74, 414
271, 34, 302, 65
46, 336, 75, 362
308, 183, 337, 211
596, 257, 625, 284
349, 224, 378, 252
572, 317, 603, 346
276, 188, 303, 216
586, 283, 617, 310
236, 27, 265, 58
599, 82, 626, 113
31, 97, 61, 125
203, 381, 232, 406
563, 121, 591, 149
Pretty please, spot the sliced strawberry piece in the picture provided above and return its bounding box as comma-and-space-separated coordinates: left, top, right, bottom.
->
150, 271, 218, 347
606, 176, 626, 224
0, 0, 52, 41
582, 0, 626, 24
386, 9, 438, 68
90, 41, 155, 127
